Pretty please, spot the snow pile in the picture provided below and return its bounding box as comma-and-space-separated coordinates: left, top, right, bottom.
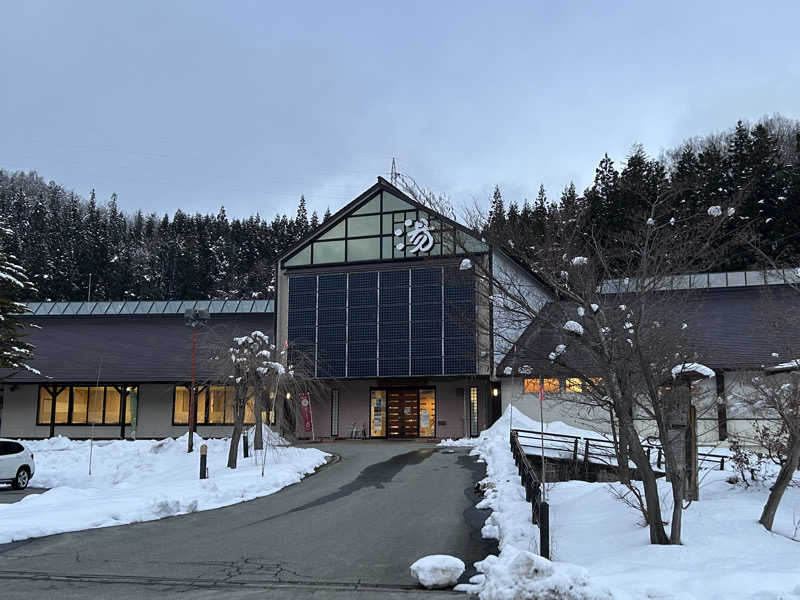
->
452, 406, 612, 599
459, 258, 473, 270
410, 555, 465, 589
708, 205, 723, 217
563, 320, 584, 335
473, 551, 610, 600
0, 432, 328, 544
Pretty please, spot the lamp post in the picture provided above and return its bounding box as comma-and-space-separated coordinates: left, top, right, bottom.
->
185, 307, 210, 452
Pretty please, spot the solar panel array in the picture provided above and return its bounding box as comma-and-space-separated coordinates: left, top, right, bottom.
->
287, 266, 477, 378
20, 299, 274, 316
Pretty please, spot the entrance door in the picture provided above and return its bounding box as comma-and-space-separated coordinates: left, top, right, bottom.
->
387, 389, 419, 438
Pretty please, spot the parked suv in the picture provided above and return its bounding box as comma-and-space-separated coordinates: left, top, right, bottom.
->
0, 439, 35, 490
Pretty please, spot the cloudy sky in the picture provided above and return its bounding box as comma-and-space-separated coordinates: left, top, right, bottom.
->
2, 1, 798, 219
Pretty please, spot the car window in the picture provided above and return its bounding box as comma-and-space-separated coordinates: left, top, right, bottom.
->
0, 441, 23, 455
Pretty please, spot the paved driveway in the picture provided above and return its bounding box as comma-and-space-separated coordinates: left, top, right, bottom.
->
0, 441, 495, 599
0, 487, 47, 504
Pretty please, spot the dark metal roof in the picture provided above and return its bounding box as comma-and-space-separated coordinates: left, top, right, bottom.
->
18, 299, 274, 317
1, 313, 275, 383
497, 285, 800, 377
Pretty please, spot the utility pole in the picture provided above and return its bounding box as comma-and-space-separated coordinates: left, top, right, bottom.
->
185, 307, 210, 452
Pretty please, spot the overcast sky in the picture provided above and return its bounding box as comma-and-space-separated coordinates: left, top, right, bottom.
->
2, 1, 799, 220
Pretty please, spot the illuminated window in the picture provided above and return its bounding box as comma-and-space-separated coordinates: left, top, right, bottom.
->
173, 385, 256, 425
565, 378, 582, 392
419, 389, 436, 438
523, 378, 560, 393
370, 390, 386, 437
71, 387, 89, 423
583, 378, 604, 392
37, 385, 135, 425
469, 386, 479, 436
105, 387, 121, 424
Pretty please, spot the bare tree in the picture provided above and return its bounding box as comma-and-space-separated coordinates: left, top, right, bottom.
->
396, 170, 748, 544
745, 371, 800, 530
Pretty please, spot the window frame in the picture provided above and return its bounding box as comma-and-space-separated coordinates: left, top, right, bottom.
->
469, 386, 479, 437
281, 190, 474, 268
36, 384, 136, 426
171, 384, 257, 426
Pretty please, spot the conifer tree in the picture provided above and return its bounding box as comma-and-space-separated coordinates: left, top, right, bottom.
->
0, 220, 36, 371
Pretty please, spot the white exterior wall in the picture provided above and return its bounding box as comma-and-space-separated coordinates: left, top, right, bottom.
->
490, 251, 550, 377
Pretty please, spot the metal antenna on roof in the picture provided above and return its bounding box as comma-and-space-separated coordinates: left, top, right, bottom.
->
390, 157, 397, 185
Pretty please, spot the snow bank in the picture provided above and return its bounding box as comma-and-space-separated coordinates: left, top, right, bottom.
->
410, 555, 465, 589
0, 431, 328, 543
452, 406, 613, 599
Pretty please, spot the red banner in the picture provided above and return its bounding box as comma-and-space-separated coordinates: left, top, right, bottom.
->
299, 393, 313, 433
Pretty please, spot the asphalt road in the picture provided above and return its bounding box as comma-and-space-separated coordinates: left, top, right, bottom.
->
0, 487, 47, 504
0, 441, 496, 599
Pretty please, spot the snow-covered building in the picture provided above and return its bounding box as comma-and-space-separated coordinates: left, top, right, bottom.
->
273, 177, 549, 439
496, 274, 800, 444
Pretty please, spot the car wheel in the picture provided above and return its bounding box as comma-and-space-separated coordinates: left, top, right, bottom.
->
11, 467, 29, 490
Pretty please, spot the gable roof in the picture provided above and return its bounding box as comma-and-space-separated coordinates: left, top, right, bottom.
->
276, 176, 489, 268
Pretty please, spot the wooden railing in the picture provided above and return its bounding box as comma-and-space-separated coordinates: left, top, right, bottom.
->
513, 428, 727, 472
510, 430, 550, 559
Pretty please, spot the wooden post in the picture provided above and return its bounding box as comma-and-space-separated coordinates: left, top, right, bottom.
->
199, 444, 208, 479
243, 431, 249, 458
657, 448, 662, 468
540, 501, 550, 559
687, 403, 699, 500
572, 438, 579, 463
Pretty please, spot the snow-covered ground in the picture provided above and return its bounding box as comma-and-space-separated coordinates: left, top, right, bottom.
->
0, 429, 328, 544
444, 406, 800, 600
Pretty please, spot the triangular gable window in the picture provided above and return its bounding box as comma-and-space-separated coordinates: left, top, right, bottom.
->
283, 189, 485, 267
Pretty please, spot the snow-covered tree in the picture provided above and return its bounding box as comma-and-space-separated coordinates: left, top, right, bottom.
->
226, 331, 283, 468
0, 221, 36, 373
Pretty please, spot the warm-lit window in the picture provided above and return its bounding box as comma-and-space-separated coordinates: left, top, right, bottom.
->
173, 386, 189, 424
88, 387, 104, 423
565, 378, 582, 392
38, 387, 54, 424
105, 387, 121, 423
370, 390, 386, 437
37, 385, 135, 425
469, 386, 479, 436
419, 389, 436, 437
72, 387, 89, 423
173, 385, 255, 426
523, 378, 560, 393
583, 378, 604, 392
